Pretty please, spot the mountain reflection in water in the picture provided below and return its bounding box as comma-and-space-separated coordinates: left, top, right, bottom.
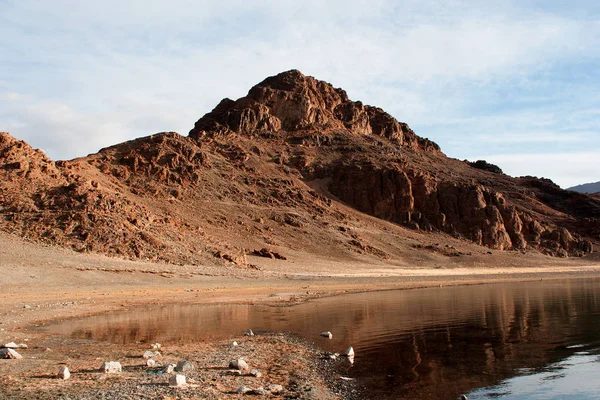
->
43, 278, 600, 399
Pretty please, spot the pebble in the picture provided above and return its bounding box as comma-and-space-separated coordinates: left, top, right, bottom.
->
146, 359, 157, 367
244, 329, 255, 336
57, 366, 70, 380
251, 387, 269, 395
250, 368, 262, 377
320, 331, 333, 339
229, 358, 249, 371
163, 363, 176, 374
143, 350, 160, 359
169, 374, 186, 387
175, 360, 194, 372
268, 384, 284, 394
100, 361, 122, 374
236, 385, 251, 394
232, 341, 238, 346
0, 348, 22, 359
151, 343, 161, 350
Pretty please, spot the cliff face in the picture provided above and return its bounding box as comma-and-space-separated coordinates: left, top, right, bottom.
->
0, 70, 598, 265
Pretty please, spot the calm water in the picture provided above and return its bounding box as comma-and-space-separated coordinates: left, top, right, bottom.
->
43, 278, 600, 399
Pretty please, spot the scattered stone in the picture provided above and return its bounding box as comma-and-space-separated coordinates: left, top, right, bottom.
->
459, 396, 469, 400
252, 248, 287, 260
343, 346, 355, 357
232, 341, 238, 346
227, 369, 242, 376
249, 368, 262, 377
340, 376, 354, 381
23, 304, 31, 309
57, 366, 70, 380
0, 348, 22, 359
347, 355, 355, 365
244, 329, 255, 336
175, 360, 194, 372
327, 353, 338, 360
229, 358, 249, 371
236, 385, 252, 394
169, 374, 186, 387
2, 342, 18, 349
163, 363, 176, 374
251, 387, 269, 395
17, 343, 28, 349
268, 384, 284, 394
100, 361, 122, 374
151, 343, 161, 350
320, 331, 333, 339
143, 350, 161, 359
146, 359, 157, 367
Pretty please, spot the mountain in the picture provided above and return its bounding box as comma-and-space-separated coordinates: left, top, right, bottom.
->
1, 70, 598, 266
568, 181, 600, 195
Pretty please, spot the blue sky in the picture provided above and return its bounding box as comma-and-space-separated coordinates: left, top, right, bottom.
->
1, 0, 599, 188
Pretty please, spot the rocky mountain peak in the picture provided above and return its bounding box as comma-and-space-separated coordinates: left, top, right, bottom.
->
189, 70, 440, 152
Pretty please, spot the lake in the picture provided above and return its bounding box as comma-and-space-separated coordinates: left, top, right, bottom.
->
43, 278, 600, 399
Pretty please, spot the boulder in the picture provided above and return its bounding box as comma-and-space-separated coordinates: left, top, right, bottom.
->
343, 347, 355, 357
57, 366, 70, 380
320, 331, 333, 339
100, 361, 122, 374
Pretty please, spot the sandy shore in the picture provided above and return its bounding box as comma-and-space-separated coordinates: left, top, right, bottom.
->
1, 231, 600, 399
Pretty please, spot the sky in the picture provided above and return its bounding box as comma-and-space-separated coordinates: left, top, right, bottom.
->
1, 0, 599, 188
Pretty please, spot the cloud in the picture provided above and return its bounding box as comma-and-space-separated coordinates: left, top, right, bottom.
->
0, 0, 599, 185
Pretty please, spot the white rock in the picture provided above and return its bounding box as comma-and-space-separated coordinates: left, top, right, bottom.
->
169, 374, 186, 387
232, 341, 238, 346
146, 359, 157, 367
175, 360, 194, 372
0, 348, 22, 359
143, 350, 160, 359
244, 329, 254, 336
320, 331, 333, 339
236, 385, 251, 394
229, 358, 249, 371
57, 366, 70, 380
151, 343, 161, 350
17, 343, 28, 349
347, 355, 355, 365
344, 346, 355, 357
2, 342, 18, 349
251, 387, 269, 395
100, 361, 122, 374
268, 384, 284, 394
250, 368, 262, 377
163, 363, 176, 374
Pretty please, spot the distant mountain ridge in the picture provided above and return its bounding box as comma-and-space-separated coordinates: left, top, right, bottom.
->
568, 181, 600, 195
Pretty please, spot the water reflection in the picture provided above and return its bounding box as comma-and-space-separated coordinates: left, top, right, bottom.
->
43, 278, 600, 399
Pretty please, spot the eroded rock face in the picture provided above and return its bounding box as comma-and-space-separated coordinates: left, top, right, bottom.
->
189, 70, 439, 153
329, 161, 592, 256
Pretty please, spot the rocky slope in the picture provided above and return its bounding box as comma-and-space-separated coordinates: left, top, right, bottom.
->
1, 70, 598, 265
